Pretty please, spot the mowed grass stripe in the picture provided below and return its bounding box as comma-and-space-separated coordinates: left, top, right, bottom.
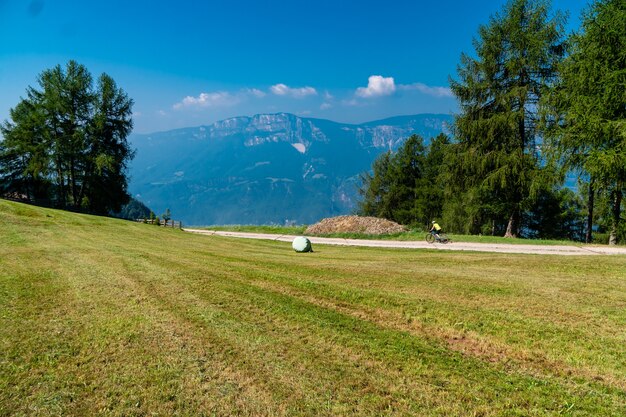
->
1, 200, 625, 416
74, 241, 621, 416
244, 261, 626, 387
2, 228, 284, 415
170, 241, 626, 388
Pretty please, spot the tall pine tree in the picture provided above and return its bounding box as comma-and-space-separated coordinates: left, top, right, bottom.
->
0, 61, 134, 214
542, 0, 626, 245
0, 98, 49, 201
450, 0, 565, 237
83, 74, 135, 214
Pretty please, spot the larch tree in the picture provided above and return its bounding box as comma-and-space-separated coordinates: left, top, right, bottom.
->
0, 61, 134, 214
450, 0, 566, 237
542, 0, 626, 245
84, 74, 135, 214
0, 98, 49, 200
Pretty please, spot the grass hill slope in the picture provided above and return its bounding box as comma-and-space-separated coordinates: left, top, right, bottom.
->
1, 200, 625, 416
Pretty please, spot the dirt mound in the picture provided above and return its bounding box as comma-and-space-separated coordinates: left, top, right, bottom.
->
305, 215, 407, 235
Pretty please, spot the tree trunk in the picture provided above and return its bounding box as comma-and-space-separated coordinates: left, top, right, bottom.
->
56, 161, 66, 209
504, 210, 519, 238
585, 179, 594, 244
609, 186, 622, 246
70, 157, 77, 208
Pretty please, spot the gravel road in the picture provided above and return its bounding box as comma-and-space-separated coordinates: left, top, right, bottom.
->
183, 229, 626, 256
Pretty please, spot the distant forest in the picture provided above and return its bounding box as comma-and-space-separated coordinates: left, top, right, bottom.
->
358, 0, 625, 245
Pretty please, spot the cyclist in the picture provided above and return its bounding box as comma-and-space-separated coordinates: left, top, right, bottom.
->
430, 220, 443, 240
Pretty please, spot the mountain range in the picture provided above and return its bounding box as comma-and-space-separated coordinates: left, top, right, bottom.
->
128, 113, 453, 225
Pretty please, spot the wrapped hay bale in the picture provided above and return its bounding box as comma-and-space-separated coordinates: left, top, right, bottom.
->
292, 236, 313, 252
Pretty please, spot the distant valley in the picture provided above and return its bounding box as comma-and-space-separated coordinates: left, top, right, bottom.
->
128, 113, 452, 225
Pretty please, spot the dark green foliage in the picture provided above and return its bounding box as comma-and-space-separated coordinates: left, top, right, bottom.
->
590, 185, 626, 244
113, 197, 152, 220
0, 98, 51, 202
421, 134, 450, 225
358, 134, 451, 228
358, 151, 393, 220
523, 187, 585, 240
82, 74, 135, 214
385, 135, 427, 225
449, 0, 565, 237
542, 0, 626, 244
0, 61, 134, 214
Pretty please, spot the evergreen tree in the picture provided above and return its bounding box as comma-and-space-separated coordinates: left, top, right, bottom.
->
542, 0, 626, 245
358, 134, 446, 227
422, 133, 451, 227
0, 61, 134, 214
113, 197, 152, 220
523, 187, 585, 240
162, 208, 172, 222
0, 98, 50, 201
84, 74, 134, 214
33, 60, 95, 208
358, 151, 393, 220
386, 134, 427, 225
450, 0, 566, 237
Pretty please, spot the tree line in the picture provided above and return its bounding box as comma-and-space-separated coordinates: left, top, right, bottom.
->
358, 0, 625, 244
0, 61, 134, 215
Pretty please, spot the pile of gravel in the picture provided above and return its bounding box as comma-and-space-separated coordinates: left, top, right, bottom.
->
305, 215, 407, 235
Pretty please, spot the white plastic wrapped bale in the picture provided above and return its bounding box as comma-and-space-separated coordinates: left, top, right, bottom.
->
292, 236, 313, 252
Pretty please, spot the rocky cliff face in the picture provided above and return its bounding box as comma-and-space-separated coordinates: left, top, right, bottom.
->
129, 113, 452, 225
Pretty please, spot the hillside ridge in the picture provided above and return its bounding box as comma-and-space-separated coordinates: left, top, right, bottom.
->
129, 112, 453, 225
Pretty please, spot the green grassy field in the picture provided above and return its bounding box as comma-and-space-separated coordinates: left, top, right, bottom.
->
1, 200, 625, 416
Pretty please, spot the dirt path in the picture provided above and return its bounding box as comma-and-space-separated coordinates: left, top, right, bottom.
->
183, 229, 626, 256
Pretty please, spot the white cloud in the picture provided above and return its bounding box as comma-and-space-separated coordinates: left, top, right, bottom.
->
320, 102, 332, 110
157, 110, 167, 116
246, 88, 266, 98
270, 83, 318, 98
173, 91, 239, 110
173, 88, 268, 110
398, 82, 453, 97
355, 75, 396, 98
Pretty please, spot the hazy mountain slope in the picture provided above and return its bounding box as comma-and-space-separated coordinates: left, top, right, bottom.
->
128, 113, 452, 225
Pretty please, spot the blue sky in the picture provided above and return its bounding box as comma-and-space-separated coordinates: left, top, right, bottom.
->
1, 0, 588, 134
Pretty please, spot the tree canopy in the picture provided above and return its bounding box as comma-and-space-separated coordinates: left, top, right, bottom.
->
357, 134, 449, 228
0, 61, 134, 214
449, 0, 566, 237
542, 0, 626, 244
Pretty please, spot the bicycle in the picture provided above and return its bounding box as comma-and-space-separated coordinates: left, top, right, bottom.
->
425, 232, 451, 244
